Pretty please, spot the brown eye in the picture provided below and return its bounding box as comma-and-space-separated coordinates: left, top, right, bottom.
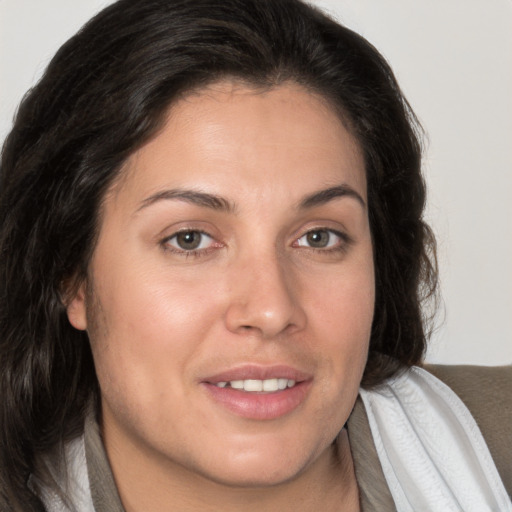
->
295, 229, 346, 250
306, 230, 330, 248
167, 231, 213, 251
176, 231, 202, 250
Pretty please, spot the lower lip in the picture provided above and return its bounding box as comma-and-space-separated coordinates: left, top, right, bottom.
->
202, 381, 311, 420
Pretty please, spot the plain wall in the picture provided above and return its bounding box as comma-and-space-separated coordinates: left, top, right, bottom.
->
1, 0, 511, 365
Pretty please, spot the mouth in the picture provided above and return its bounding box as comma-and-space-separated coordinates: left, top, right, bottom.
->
201, 365, 312, 420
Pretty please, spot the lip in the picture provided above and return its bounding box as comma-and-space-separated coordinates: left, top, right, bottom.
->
201, 364, 313, 420
203, 364, 312, 384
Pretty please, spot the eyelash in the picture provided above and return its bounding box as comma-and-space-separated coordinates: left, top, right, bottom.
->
160, 227, 352, 258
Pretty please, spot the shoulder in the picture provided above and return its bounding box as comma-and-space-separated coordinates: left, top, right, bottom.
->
423, 364, 512, 494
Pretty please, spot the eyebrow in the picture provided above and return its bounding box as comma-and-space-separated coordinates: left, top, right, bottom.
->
299, 184, 366, 210
137, 183, 365, 214
137, 188, 236, 213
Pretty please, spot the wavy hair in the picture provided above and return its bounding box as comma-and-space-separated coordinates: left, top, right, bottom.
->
0, 0, 437, 508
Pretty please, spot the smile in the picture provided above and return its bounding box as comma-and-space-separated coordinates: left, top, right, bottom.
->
215, 378, 296, 392
202, 366, 311, 420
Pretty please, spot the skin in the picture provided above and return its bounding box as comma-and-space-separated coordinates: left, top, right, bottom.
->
67, 81, 374, 511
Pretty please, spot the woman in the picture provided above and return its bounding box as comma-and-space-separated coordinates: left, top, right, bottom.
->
0, 0, 510, 510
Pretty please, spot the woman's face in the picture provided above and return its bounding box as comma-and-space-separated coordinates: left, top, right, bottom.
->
68, 81, 374, 488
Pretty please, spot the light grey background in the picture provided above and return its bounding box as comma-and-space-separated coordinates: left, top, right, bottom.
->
1, 0, 511, 365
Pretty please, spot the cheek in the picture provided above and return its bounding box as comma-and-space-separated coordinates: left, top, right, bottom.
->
86, 262, 223, 402
308, 251, 375, 338
306, 255, 374, 388
92, 253, 220, 334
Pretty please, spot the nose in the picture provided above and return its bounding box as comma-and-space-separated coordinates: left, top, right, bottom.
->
224, 251, 307, 339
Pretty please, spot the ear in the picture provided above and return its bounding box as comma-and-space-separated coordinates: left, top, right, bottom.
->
65, 282, 88, 331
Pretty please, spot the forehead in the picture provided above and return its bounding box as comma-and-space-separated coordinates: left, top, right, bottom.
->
108, 80, 366, 209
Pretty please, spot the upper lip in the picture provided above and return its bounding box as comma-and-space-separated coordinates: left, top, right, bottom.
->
202, 364, 312, 384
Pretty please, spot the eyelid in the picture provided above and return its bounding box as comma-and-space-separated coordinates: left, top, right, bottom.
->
155, 220, 221, 245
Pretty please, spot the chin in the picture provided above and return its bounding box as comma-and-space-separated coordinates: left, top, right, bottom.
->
189, 437, 328, 489
198, 461, 308, 489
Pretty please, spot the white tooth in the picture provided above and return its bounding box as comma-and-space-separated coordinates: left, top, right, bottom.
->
228, 378, 295, 392
278, 378, 288, 390
216, 381, 227, 388
263, 378, 279, 392
244, 379, 263, 392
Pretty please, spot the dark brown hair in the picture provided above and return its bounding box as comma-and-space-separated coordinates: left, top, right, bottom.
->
0, 0, 437, 508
